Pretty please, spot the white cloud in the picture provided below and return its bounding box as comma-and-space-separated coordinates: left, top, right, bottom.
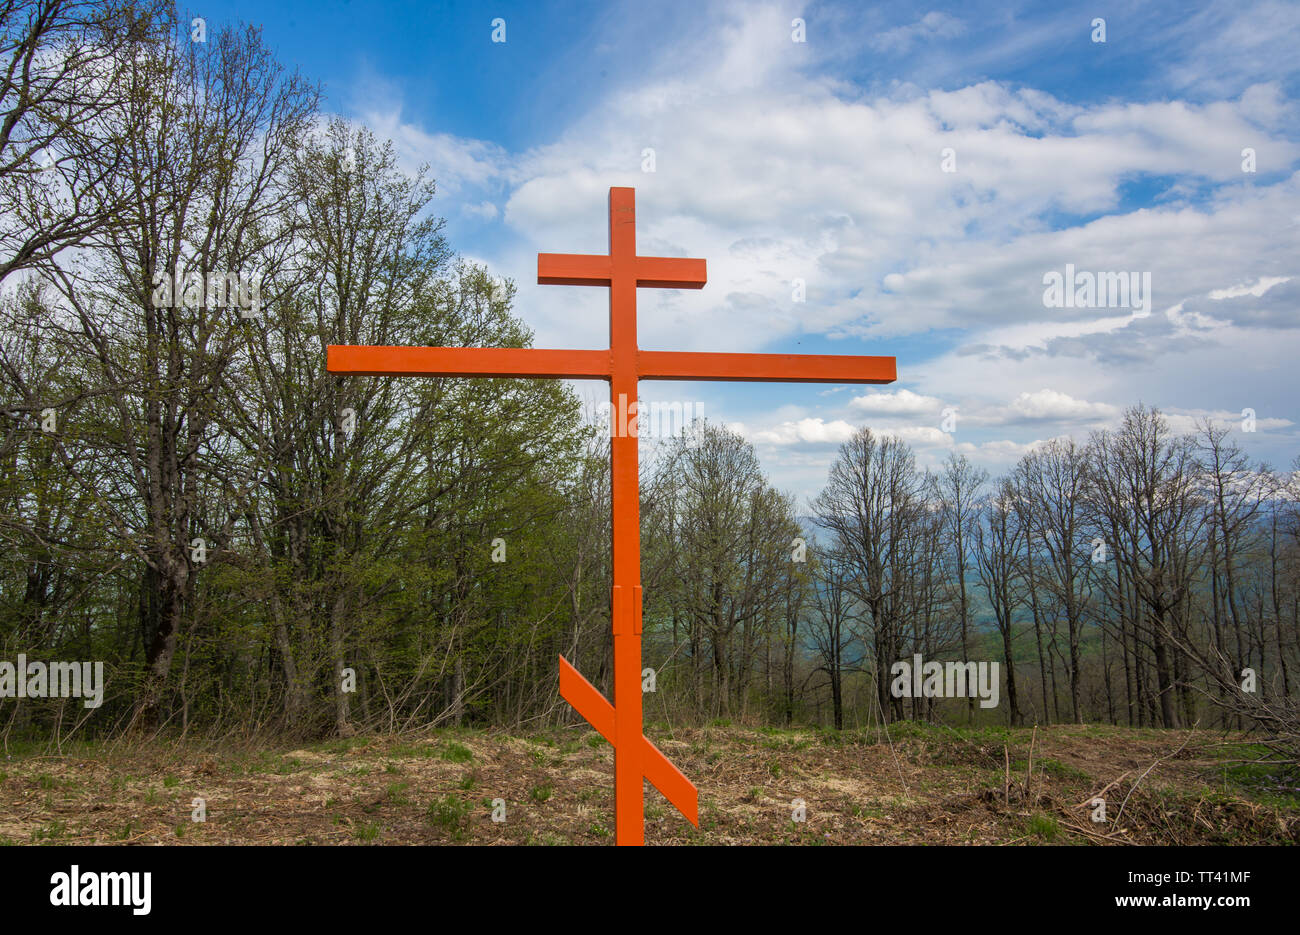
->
752, 417, 859, 445
955, 438, 1054, 460
848, 388, 943, 415
870, 12, 964, 54
1208, 276, 1291, 300
877, 425, 954, 448
462, 201, 499, 221
1004, 389, 1117, 423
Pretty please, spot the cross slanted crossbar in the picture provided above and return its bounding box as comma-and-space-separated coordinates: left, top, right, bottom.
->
327, 187, 896, 846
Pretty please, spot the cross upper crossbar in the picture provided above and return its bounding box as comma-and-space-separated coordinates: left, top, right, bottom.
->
326, 186, 897, 846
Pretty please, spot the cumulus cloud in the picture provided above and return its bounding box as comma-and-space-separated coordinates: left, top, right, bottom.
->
990, 389, 1118, 424
752, 417, 858, 446
877, 425, 954, 447
955, 438, 1055, 460
848, 388, 944, 415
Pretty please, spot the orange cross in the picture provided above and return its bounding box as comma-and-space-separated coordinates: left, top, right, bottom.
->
327, 187, 896, 845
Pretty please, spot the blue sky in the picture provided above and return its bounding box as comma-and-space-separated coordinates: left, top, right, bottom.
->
198, 0, 1300, 502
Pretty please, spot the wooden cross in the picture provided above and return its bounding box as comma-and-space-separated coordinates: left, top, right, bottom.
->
327, 187, 896, 845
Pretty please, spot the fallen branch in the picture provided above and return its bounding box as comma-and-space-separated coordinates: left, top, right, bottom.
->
1114, 726, 1198, 830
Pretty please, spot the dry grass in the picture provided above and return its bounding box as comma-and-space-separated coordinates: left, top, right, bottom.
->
1, 722, 1296, 845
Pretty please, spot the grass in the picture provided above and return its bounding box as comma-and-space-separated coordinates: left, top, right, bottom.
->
31, 819, 68, 843
530, 782, 554, 803
1, 723, 1294, 845
1209, 742, 1300, 808
385, 782, 411, 805
1010, 757, 1092, 782
313, 736, 369, 755
427, 794, 472, 841
440, 742, 474, 764
1027, 813, 1060, 841
388, 742, 439, 758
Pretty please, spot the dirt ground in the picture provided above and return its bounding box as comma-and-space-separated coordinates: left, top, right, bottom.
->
2, 722, 1296, 845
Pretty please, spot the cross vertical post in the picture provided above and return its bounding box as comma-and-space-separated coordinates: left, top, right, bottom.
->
607, 188, 646, 846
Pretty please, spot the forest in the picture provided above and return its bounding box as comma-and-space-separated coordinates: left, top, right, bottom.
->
1, 3, 1297, 776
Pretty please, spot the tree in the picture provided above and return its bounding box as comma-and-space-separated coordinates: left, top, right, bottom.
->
937, 452, 987, 722
1015, 439, 1091, 723
813, 428, 928, 722
0, 0, 173, 282
657, 422, 796, 718
974, 478, 1024, 725
40, 20, 317, 728
1088, 405, 1206, 728
807, 546, 860, 730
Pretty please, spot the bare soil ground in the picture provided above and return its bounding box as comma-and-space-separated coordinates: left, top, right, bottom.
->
1, 722, 1296, 845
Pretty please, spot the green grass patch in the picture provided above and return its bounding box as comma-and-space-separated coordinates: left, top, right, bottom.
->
32, 819, 68, 843
385, 782, 411, 805
427, 794, 472, 841
1027, 813, 1060, 841
388, 742, 439, 758
530, 782, 554, 803
440, 742, 474, 764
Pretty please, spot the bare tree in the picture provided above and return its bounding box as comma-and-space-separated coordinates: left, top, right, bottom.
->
814, 428, 927, 722
1088, 405, 1206, 728
937, 452, 987, 722
1015, 439, 1091, 723
0, 0, 173, 282
974, 478, 1024, 725
807, 546, 860, 730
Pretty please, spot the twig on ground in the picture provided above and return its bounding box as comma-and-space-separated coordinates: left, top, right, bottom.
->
1114, 726, 1199, 830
